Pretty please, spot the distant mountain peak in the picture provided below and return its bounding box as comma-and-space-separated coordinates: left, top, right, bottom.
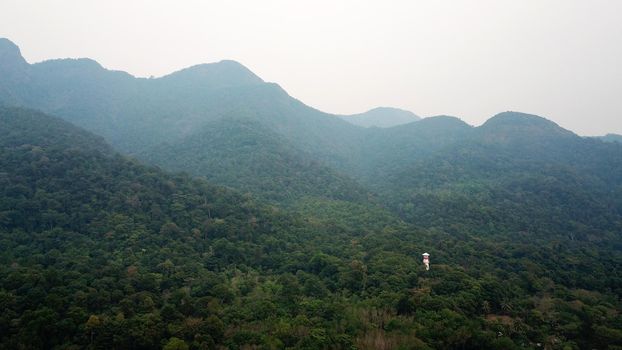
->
161, 59, 264, 88
0, 37, 28, 68
477, 111, 576, 142
481, 111, 562, 129
184, 59, 254, 72
419, 115, 469, 127
340, 106, 420, 128
399, 115, 472, 135
368, 106, 414, 114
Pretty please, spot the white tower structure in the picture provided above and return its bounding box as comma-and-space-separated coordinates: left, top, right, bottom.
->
422, 253, 430, 271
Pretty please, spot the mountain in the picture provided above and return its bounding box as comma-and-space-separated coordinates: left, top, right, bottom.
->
0, 107, 401, 348
2, 38, 622, 237
1, 38, 426, 201
2, 38, 622, 233
377, 112, 622, 242
0, 38, 361, 155
159, 60, 265, 88
0, 107, 298, 347
3, 37, 622, 348
0, 38, 368, 203
340, 106, 421, 128
476, 111, 576, 145
141, 117, 370, 203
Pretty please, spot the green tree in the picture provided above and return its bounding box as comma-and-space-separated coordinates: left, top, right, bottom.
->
163, 337, 188, 350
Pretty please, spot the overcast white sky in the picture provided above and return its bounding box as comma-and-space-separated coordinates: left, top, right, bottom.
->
1, 0, 621, 135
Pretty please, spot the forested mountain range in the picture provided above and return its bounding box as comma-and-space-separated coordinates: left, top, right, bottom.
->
2, 106, 622, 349
3, 37, 620, 209
0, 37, 368, 202
1, 37, 622, 349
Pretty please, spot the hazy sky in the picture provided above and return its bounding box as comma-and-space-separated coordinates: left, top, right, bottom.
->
1, 0, 621, 135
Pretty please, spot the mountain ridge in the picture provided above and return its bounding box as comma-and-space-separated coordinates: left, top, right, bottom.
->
1, 36, 619, 211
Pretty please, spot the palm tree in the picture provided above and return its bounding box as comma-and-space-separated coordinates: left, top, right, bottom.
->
500, 300, 513, 314
482, 300, 491, 315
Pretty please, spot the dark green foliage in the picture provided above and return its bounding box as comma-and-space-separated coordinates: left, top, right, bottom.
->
141, 117, 369, 203
3, 107, 621, 349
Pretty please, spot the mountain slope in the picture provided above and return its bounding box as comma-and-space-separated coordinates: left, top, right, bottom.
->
0, 38, 33, 106
0, 38, 361, 156
379, 112, 622, 241
0, 107, 385, 348
0, 106, 290, 257
2, 39, 622, 239
350, 115, 473, 185
141, 117, 370, 203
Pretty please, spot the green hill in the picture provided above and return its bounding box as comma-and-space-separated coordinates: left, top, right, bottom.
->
141, 117, 369, 203
0, 107, 382, 348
